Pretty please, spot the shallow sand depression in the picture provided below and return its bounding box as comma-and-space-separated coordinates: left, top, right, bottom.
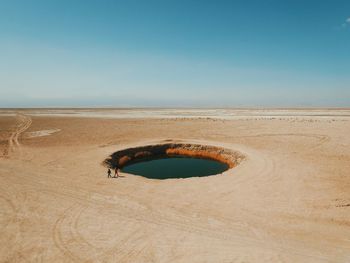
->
0, 109, 350, 262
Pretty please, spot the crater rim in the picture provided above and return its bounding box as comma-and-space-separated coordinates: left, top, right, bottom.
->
104, 142, 245, 178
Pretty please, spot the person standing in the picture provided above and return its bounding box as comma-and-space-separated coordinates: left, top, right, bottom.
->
107, 168, 112, 178
114, 167, 119, 178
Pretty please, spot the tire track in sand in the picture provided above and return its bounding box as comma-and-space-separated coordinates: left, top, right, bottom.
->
49, 187, 334, 263
2, 114, 32, 157
52, 202, 149, 262
231, 133, 330, 150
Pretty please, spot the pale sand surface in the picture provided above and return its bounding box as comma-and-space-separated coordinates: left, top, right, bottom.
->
0, 109, 350, 262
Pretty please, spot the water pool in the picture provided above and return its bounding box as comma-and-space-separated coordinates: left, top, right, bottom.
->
121, 156, 228, 179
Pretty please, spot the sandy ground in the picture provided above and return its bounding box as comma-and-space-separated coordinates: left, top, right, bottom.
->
0, 109, 350, 263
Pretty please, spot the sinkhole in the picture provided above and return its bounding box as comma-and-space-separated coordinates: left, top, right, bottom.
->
104, 143, 244, 180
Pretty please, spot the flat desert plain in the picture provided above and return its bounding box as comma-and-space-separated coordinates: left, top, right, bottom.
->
0, 108, 350, 263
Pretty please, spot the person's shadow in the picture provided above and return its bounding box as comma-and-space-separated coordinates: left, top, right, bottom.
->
113, 175, 125, 178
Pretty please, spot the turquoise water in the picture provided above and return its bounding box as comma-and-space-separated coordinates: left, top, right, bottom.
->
121, 156, 228, 179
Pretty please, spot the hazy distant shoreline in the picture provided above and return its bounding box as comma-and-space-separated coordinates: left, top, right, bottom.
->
1, 108, 349, 120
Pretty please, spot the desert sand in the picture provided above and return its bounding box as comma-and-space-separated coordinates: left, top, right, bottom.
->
0, 108, 350, 263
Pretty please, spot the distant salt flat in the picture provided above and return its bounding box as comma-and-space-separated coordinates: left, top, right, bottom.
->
25, 129, 61, 138
0, 108, 350, 120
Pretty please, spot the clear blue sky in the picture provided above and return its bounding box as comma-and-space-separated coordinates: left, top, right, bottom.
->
0, 0, 349, 107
